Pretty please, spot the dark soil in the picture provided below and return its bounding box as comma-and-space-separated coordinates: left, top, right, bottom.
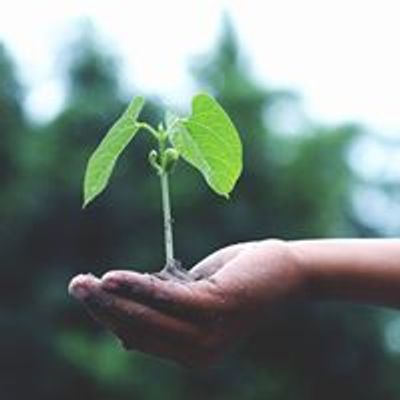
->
154, 259, 196, 282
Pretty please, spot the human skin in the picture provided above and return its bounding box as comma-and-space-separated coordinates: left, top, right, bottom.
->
69, 238, 400, 367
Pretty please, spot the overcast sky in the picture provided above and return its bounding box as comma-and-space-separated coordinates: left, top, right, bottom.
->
0, 0, 399, 138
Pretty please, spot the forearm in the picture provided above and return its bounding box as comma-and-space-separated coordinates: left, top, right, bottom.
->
290, 239, 400, 308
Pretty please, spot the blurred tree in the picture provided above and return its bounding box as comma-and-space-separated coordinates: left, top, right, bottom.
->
1, 19, 400, 400
0, 43, 25, 146
0, 43, 31, 301
0, 43, 26, 216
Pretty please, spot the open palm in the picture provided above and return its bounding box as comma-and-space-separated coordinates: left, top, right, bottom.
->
69, 240, 304, 367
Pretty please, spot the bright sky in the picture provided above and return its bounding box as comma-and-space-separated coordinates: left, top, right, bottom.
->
0, 0, 399, 138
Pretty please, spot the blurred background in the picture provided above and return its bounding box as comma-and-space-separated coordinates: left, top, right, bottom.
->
1, 1, 400, 399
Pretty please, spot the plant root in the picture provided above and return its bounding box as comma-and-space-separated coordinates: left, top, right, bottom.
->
154, 259, 195, 283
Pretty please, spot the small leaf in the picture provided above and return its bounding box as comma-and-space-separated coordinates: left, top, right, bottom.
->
83, 96, 145, 207
170, 93, 242, 197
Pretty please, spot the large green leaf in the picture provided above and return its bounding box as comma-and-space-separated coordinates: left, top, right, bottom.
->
83, 96, 145, 207
170, 93, 242, 197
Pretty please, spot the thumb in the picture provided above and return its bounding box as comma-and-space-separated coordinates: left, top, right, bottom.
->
190, 243, 248, 280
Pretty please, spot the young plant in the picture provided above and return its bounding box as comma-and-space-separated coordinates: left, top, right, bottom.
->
83, 93, 243, 280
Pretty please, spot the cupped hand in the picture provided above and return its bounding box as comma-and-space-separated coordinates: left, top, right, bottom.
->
68, 239, 305, 367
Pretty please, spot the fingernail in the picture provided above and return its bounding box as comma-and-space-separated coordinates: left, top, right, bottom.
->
69, 274, 100, 300
70, 284, 89, 301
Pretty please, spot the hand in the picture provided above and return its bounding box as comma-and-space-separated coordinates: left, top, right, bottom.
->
68, 239, 305, 367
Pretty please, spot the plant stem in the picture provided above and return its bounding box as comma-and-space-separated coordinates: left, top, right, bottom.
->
158, 132, 175, 267
136, 122, 160, 140
160, 170, 175, 266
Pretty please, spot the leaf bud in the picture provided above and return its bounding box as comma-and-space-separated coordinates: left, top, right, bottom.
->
163, 148, 180, 173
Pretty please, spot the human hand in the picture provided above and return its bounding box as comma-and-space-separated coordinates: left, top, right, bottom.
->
68, 239, 305, 367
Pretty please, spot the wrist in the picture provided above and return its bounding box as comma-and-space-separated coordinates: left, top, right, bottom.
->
255, 239, 311, 301
286, 240, 318, 301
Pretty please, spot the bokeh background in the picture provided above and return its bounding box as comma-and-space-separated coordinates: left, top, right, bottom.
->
2, 1, 400, 399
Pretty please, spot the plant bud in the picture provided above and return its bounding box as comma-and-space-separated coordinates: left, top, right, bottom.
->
148, 149, 162, 173
163, 148, 180, 173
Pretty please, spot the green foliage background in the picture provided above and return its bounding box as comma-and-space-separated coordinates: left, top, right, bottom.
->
1, 21, 400, 400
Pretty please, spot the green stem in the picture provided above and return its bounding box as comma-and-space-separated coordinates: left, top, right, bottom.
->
158, 131, 175, 266
136, 122, 160, 140
142, 120, 176, 266
160, 170, 174, 265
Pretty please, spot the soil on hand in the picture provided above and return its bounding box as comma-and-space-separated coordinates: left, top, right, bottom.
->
154, 259, 196, 283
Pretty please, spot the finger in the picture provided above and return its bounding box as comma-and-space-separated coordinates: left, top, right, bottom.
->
73, 273, 203, 341
98, 297, 217, 368
69, 273, 102, 301
70, 275, 208, 365
190, 243, 248, 279
101, 270, 218, 321
69, 274, 127, 334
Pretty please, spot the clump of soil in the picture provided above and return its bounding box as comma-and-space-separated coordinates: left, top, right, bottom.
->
155, 259, 196, 282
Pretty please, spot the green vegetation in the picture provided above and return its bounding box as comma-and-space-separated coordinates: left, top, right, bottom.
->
83, 96, 146, 208
2, 21, 400, 400
83, 93, 242, 272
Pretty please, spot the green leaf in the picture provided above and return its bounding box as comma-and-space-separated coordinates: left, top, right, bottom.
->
83, 96, 145, 207
170, 93, 242, 197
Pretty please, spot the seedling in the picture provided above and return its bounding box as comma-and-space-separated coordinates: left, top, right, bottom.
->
83, 93, 243, 280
